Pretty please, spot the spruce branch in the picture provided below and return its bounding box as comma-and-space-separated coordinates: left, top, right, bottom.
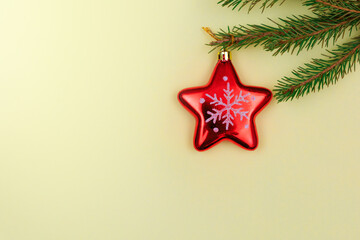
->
273, 36, 360, 102
304, 0, 360, 14
209, 13, 360, 55
206, 0, 360, 102
218, 0, 285, 12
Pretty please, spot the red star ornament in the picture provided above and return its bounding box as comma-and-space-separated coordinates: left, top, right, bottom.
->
178, 51, 272, 151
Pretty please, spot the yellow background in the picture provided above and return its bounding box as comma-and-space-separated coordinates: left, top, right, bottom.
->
0, 0, 359, 239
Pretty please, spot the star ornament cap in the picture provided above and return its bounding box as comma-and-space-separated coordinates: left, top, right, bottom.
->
178, 51, 272, 151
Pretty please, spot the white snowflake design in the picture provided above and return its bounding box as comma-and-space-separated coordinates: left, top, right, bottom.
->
204, 82, 250, 130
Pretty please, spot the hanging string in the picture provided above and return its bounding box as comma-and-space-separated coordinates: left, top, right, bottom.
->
202, 27, 235, 50
229, 34, 235, 47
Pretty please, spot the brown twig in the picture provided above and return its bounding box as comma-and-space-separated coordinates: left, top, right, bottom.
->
208, 32, 274, 46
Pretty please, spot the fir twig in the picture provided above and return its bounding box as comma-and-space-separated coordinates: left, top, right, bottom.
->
209, 13, 360, 55
218, 0, 285, 12
207, 0, 360, 102
305, 0, 360, 14
274, 36, 360, 102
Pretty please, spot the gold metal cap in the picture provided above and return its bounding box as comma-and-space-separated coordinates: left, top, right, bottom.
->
218, 50, 231, 61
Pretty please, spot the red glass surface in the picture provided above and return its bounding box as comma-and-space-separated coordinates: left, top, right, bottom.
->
178, 57, 272, 151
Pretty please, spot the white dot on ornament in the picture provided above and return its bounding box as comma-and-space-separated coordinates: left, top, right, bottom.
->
251, 96, 256, 101
223, 76, 228, 81
213, 127, 219, 133
245, 124, 249, 129
200, 98, 205, 104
